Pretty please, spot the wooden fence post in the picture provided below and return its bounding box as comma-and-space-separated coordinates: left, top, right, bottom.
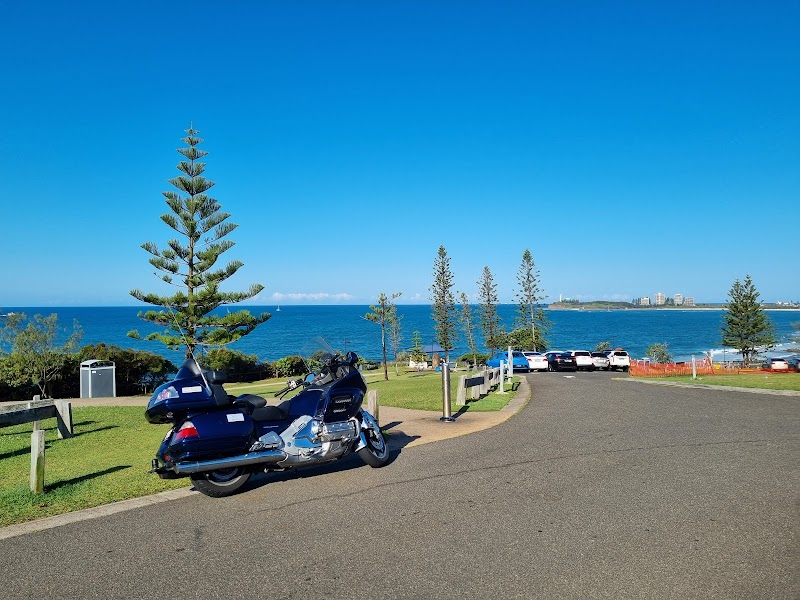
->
54, 400, 73, 439
30, 422, 45, 494
366, 389, 379, 425
456, 375, 467, 406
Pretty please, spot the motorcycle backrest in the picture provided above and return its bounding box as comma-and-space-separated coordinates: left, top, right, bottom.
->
209, 370, 226, 384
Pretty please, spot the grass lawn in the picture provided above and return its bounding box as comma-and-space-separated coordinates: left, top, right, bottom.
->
633, 372, 800, 392
227, 368, 517, 412
0, 368, 515, 527
0, 407, 184, 527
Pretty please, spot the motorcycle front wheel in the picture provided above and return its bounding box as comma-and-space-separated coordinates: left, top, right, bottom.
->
357, 426, 389, 467
190, 467, 251, 498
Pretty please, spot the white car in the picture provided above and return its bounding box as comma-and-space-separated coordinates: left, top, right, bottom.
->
570, 350, 594, 371
608, 350, 631, 372
522, 351, 548, 372
763, 357, 789, 370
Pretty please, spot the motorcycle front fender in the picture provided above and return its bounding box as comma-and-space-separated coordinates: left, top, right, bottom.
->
354, 410, 379, 452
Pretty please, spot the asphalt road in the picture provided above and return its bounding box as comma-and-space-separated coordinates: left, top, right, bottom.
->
2, 371, 798, 599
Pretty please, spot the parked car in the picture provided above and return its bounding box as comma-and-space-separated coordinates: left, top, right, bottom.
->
607, 350, 631, 372
547, 351, 577, 372
787, 357, 800, 372
522, 351, 548, 372
570, 350, 593, 371
590, 351, 610, 370
763, 357, 789, 371
487, 350, 530, 371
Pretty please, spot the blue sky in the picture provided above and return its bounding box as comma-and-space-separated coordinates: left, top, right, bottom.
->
1, 1, 798, 306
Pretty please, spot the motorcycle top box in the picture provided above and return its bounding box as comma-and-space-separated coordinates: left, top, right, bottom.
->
145, 361, 230, 424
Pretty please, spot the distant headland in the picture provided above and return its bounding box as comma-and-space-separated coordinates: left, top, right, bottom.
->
548, 300, 799, 311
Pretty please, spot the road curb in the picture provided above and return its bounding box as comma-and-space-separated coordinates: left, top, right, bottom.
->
0, 488, 198, 541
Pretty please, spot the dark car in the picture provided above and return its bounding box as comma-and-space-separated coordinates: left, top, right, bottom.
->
547, 351, 577, 372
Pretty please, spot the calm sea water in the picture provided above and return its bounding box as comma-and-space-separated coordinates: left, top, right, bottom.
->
2, 305, 798, 364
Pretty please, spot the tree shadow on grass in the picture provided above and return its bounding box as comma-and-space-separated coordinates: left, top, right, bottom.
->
0, 447, 37, 461
46, 465, 132, 492
0, 420, 98, 438
72, 425, 120, 438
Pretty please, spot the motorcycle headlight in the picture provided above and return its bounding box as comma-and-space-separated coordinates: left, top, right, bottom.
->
156, 386, 179, 401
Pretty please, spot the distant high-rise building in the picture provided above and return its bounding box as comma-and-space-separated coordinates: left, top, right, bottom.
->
654, 292, 666, 305
638, 296, 651, 306
674, 293, 683, 306
684, 296, 695, 306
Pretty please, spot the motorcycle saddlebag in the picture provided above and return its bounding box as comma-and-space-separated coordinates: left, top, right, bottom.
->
167, 410, 256, 462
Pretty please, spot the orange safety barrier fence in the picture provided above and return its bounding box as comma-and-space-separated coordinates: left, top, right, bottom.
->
630, 357, 715, 378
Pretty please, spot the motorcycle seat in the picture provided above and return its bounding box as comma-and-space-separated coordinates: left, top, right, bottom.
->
251, 399, 291, 422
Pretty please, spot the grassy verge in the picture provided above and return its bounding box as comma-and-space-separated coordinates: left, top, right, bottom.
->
0, 369, 515, 527
633, 372, 800, 392
227, 369, 517, 412
0, 407, 183, 527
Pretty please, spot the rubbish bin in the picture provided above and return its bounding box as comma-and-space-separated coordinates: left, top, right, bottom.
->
80, 360, 116, 398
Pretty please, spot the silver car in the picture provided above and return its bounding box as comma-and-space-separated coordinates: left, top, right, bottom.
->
590, 352, 610, 370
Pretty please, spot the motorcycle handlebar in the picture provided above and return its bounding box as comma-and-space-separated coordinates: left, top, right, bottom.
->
274, 378, 304, 397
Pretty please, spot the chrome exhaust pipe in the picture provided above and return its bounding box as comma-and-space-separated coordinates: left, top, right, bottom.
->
174, 449, 286, 475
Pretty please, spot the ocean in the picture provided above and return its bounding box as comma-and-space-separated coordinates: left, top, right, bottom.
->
1, 305, 798, 364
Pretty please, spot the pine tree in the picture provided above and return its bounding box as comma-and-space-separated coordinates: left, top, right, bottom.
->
515, 249, 548, 351
477, 266, 502, 354
365, 292, 401, 381
721, 274, 776, 365
389, 308, 404, 376
129, 125, 269, 358
459, 291, 479, 368
429, 245, 456, 362
410, 330, 427, 363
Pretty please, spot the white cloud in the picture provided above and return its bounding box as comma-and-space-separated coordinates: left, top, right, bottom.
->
271, 292, 355, 303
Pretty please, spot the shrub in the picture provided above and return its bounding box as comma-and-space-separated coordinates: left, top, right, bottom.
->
198, 347, 270, 382
458, 352, 488, 366
275, 355, 306, 378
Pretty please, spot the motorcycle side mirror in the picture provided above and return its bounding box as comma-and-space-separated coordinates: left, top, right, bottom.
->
305, 373, 315, 384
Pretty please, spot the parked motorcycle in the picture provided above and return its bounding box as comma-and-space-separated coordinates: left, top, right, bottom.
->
145, 349, 389, 497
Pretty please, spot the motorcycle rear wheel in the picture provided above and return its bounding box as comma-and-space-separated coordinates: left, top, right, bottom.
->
358, 427, 389, 467
190, 467, 251, 498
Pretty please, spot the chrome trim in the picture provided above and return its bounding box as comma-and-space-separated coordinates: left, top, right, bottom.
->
173, 449, 286, 474
355, 410, 378, 451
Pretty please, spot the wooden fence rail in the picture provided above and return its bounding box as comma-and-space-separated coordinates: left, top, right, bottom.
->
0, 396, 73, 493
456, 367, 502, 406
